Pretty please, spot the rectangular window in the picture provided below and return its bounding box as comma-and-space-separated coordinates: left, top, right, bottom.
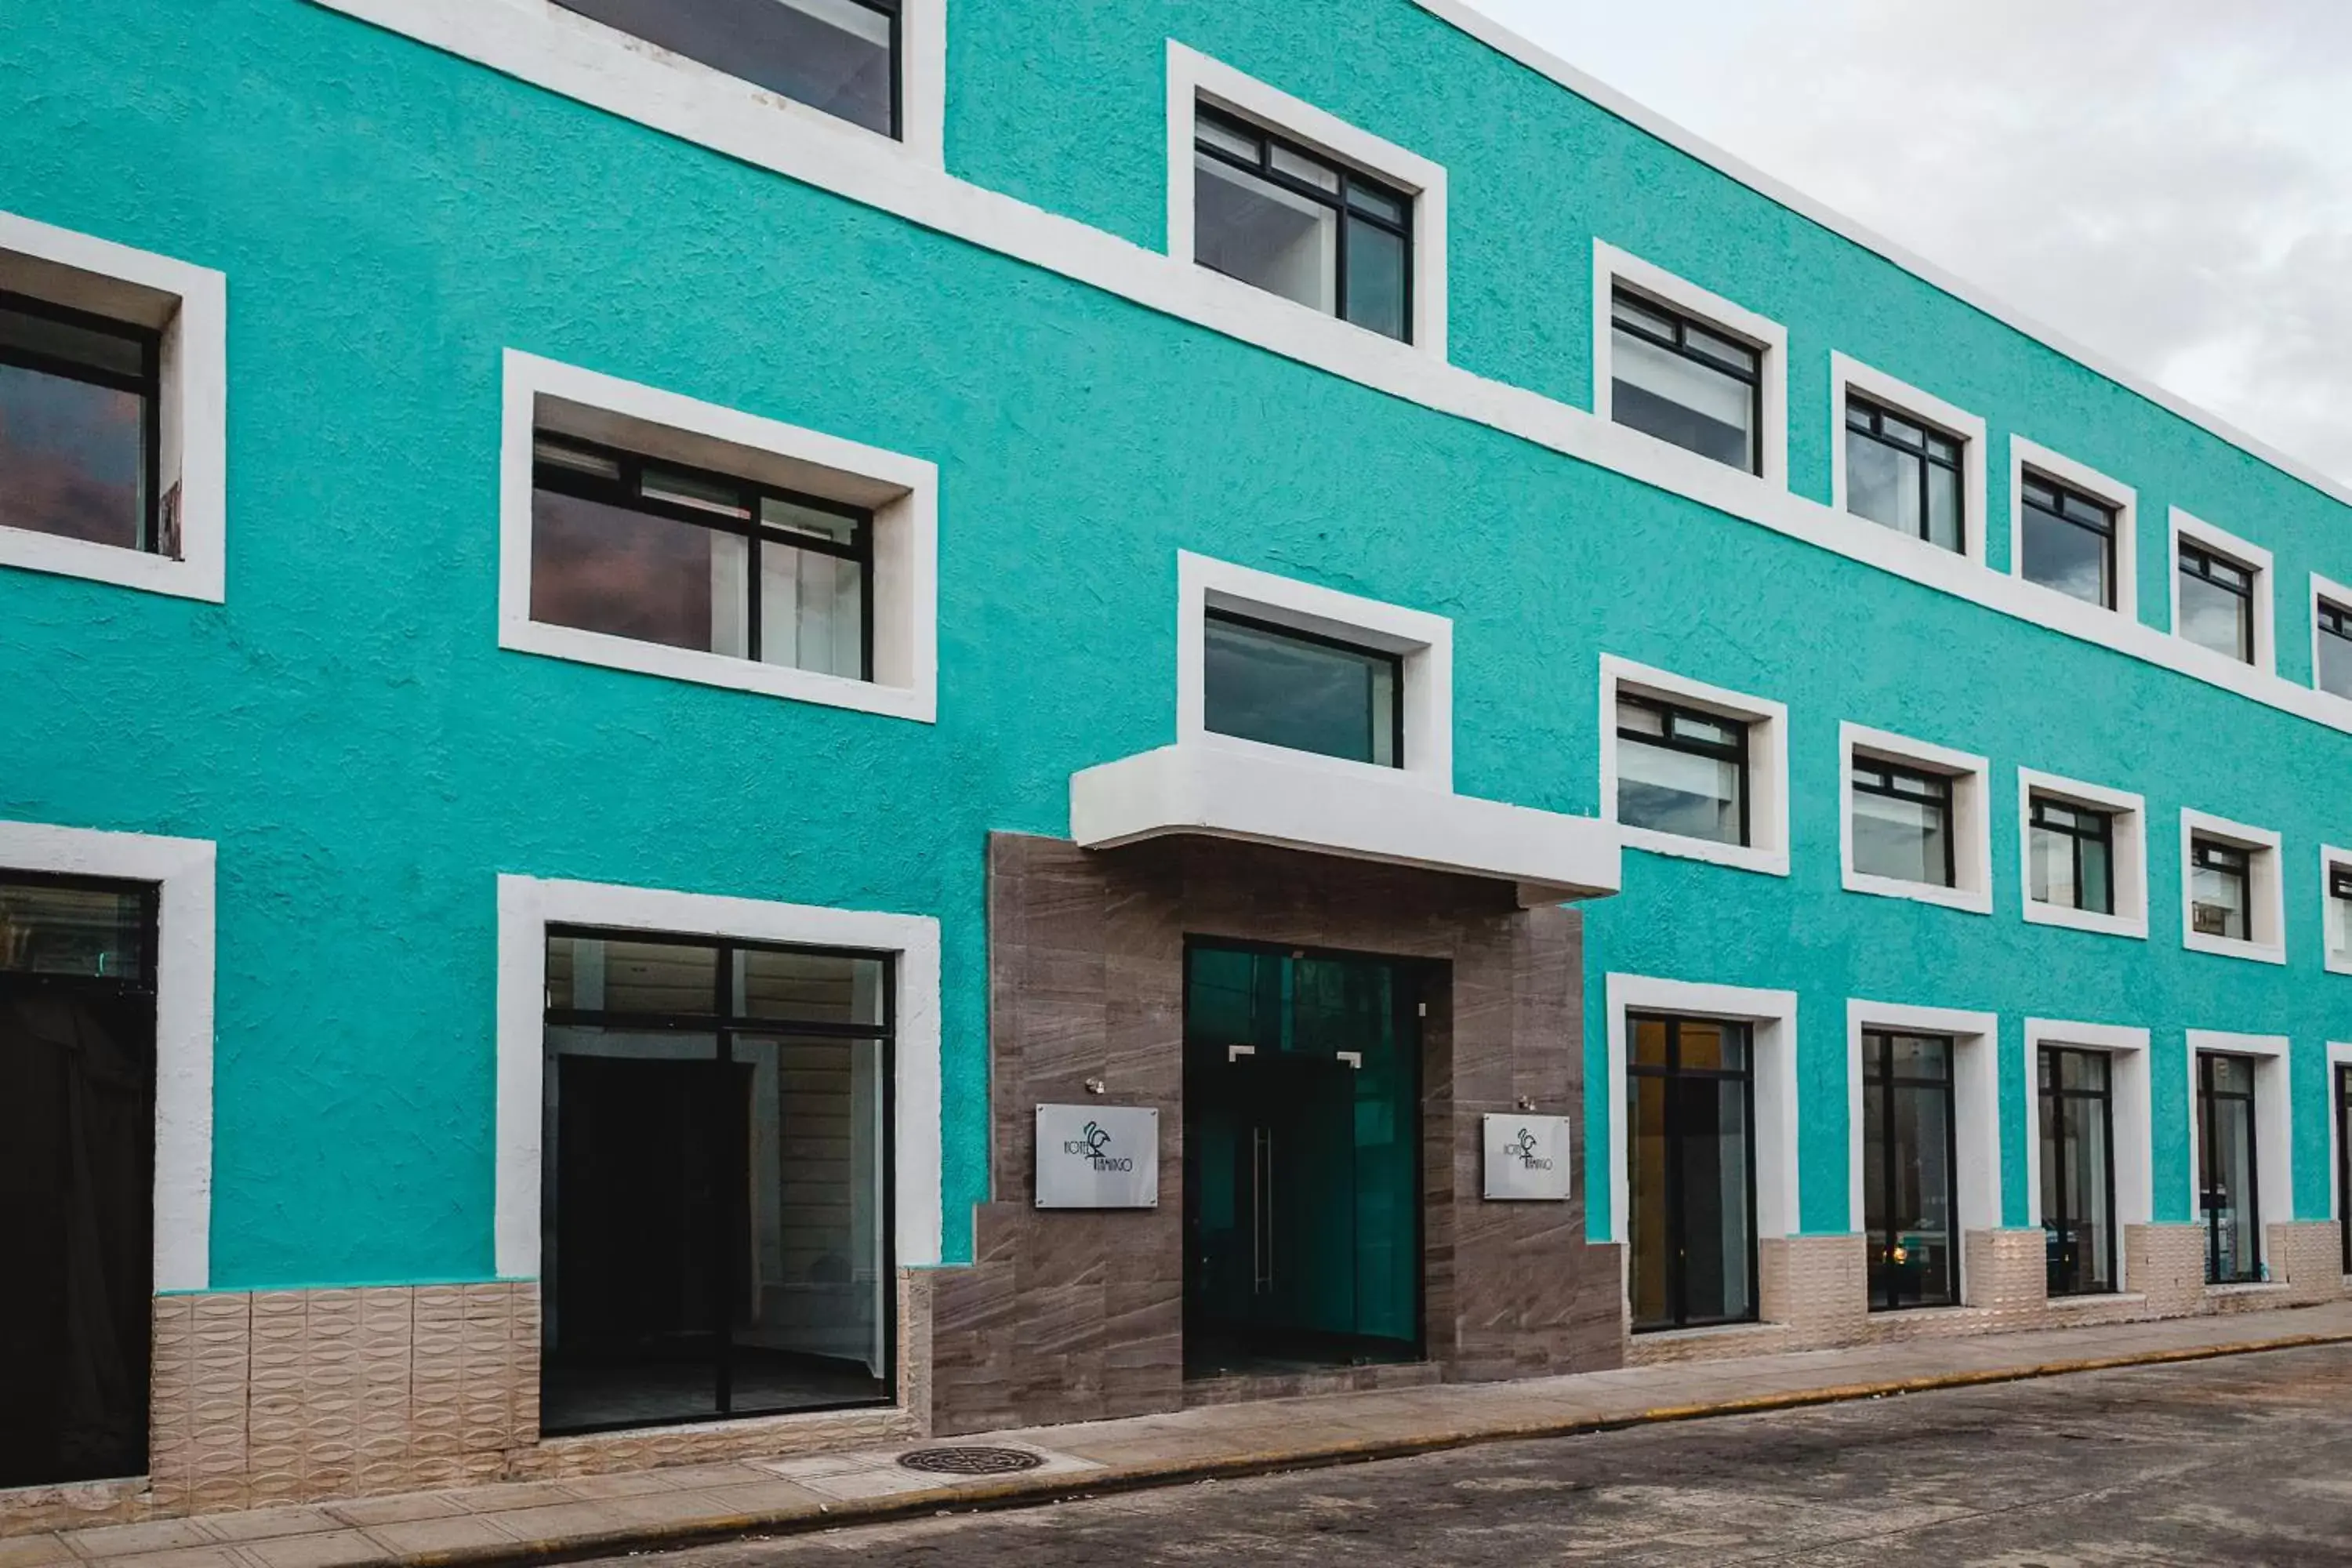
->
551, 0, 898, 137
2338, 1064, 2351, 1278
2318, 597, 2352, 699
2038, 1046, 2117, 1298
2188, 837, 2251, 942
1845, 396, 1962, 554
2177, 538, 2256, 663
530, 434, 871, 681
1192, 107, 1413, 342
2028, 796, 2115, 916
0, 289, 159, 555
1609, 288, 1762, 474
1627, 1014, 1757, 1332
2020, 472, 2118, 609
2332, 864, 2352, 966
1850, 757, 1955, 888
2195, 1052, 2261, 1285
541, 927, 893, 1434
1202, 609, 1401, 768
1614, 695, 1748, 848
1862, 1031, 1958, 1312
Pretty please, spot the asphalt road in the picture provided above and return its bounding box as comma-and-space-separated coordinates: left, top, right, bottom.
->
634, 1345, 2352, 1566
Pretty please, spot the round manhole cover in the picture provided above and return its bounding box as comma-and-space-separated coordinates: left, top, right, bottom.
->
897, 1445, 1046, 1476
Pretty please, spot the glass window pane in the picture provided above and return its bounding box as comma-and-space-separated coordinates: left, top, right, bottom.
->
1632, 1015, 1670, 1069
1670, 712, 1740, 750
2078, 831, 2113, 916
2178, 569, 2252, 662
1615, 698, 1667, 738
1628, 1073, 1671, 1330
1195, 154, 1338, 315
1345, 182, 1407, 225
1196, 117, 1259, 163
2319, 615, 2352, 699
1846, 429, 1921, 539
2028, 822, 2074, 909
1618, 735, 1744, 845
2190, 862, 2248, 940
1341, 216, 1409, 342
1, 303, 147, 380
735, 947, 885, 1025
1611, 293, 1677, 339
1676, 1021, 1746, 1073
0, 361, 147, 550
1924, 463, 1962, 554
551, 0, 895, 136
1869, 1072, 1956, 1309
641, 466, 750, 519
0, 879, 150, 978
1675, 1073, 1753, 1323
2020, 505, 2112, 607
1203, 615, 1398, 766
759, 543, 865, 678
1681, 325, 1757, 376
1268, 143, 1340, 192
1612, 328, 1755, 471
1879, 412, 1926, 448
1852, 789, 1951, 886
532, 488, 752, 658
548, 934, 720, 1014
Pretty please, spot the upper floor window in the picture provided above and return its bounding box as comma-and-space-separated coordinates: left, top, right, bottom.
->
0, 289, 158, 554
1845, 395, 1962, 554
1202, 608, 1400, 767
1609, 287, 1762, 474
2317, 595, 2352, 699
1851, 757, 1955, 889
2020, 472, 2119, 609
2188, 837, 2252, 942
2176, 538, 2256, 663
1614, 694, 1748, 848
2029, 795, 2114, 916
1192, 108, 1412, 343
2328, 860, 2352, 971
531, 433, 871, 681
552, 0, 898, 138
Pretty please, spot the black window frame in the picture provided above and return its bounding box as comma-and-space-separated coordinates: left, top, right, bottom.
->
1843, 394, 1965, 552
2316, 599, 2352, 697
551, 0, 903, 140
1201, 606, 1406, 770
2176, 537, 2257, 664
2331, 863, 2352, 904
1192, 105, 1416, 343
1625, 1013, 1760, 1333
539, 923, 897, 1435
1849, 755, 1958, 889
2027, 794, 2117, 916
1609, 285, 1765, 477
2188, 837, 2253, 942
1861, 1030, 1961, 1312
1613, 692, 1752, 848
2195, 1051, 2263, 1287
531, 431, 877, 681
2020, 470, 2120, 610
0, 287, 164, 554
2038, 1045, 2118, 1298
2338, 1063, 2352, 1278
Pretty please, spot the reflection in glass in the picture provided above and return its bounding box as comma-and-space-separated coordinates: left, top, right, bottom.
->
1627, 1014, 1756, 1331
2189, 840, 2250, 941
552, 0, 897, 136
1615, 697, 1747, 846
2319, 601, 2352, 699
2019, 474, 2116, 608
0, 295, 155, 552
1203, 612, 1399, 767
2198, 1053, 2261, 1284
1845, 397, 1962, 554
1850, 760, 1953, 887
2028, 797, 2114, 915
2039, 1047, 2115, 1297
1611, 304, 1758, 473
1864, 1033, 1957, 1310
2177, 543, 2254, 663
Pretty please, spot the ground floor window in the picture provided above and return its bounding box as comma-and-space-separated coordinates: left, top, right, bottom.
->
0, 873, 157, 1488
2038, 1046, 2117, 1297
2340, 1064, 2352, 1277
1628, 1014, 1756, 1331
1862, 1031, 1958, 1311
2196, 1052, 2261, 1285
540, 927, 893, 1434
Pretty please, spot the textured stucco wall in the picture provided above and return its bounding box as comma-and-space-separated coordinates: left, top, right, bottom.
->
2, 0, 2348, 1287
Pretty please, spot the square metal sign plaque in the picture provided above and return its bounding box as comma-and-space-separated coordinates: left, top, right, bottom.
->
1034, 1104, 1160, 1209
1482, 1112, 1572, 1201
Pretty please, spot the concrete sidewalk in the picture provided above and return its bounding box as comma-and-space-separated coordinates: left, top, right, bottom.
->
17, 1301, 2352, 1568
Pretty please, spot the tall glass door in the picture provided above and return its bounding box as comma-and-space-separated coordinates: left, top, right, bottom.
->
2038, 1046, 2117, 1296
1628, 1014, 1756, 1331
2197, 1052, 2262, 1284
1863, 1031, 1958, 1310
2339, 1065, 2352, 1278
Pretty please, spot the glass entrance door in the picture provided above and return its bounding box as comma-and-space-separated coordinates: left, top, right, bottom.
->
1863, 1031, 1958, 1310
1182, 942, 1420, 1377
0, 875, 158, 1490
2038, 1046, 2117, 1296
1628, 1014, 1757, 1331
2339, 1065, 2351, 1278
2197, 1052, 2262, 1284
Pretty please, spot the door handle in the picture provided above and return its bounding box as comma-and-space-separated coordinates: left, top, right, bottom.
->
1228, 1044, 1256, 1063
1336, 1051, 1362, 1070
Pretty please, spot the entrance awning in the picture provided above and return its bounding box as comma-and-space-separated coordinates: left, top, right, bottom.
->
1069, 743, 1621, 907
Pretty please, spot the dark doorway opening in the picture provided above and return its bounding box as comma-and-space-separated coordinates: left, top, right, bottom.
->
2197, 1052, 2262, 1285
1862, 1030, 1958, 1311
1628, 1013, 1758, 1331
2038, 1046, 2117, 1297
1181, 941, 1422, 1379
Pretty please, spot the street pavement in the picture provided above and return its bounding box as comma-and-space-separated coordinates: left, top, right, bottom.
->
638, 1344, 2352, 1566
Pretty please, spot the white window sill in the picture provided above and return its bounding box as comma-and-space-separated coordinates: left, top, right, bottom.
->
2204, 1280, 2287, 1297
2048, 1290, 2147, 1310
1842, 869, 1993, 916
1620, 825, 1788, 877
0, 526, 223, 602
2022, 899, 2148, 941
499, 617, 931, 723
2182, 931, 2287, 966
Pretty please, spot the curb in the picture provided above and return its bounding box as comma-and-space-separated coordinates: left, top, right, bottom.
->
381, 1330, 2352, 1568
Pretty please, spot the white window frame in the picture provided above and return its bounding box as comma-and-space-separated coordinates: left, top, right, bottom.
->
1827, 353, 1987, 569
2016, 768, 2147, 940
2021, 1018, 2153, 1294
499, 350, 937, 722
493, 873, 942, 1283
1602, 975, 1799, 1260
2009, 436, 2139, 623
0, 210, 227, 602
2310, 571, 2352, 706
1844, 1003, 2001, 1294
0, 818, 216, 1292
1593, 240, 1788, 492
2183, 1029, 2293, 1279
1178, 549, 1452, 790
1598, 655, 1788, 877
2168, 508, 2273, 673
1839, 722, 1992, 915
2321, 844, 2352, 978
2178, 808, 2285, 964
1164, 42, 1449, 359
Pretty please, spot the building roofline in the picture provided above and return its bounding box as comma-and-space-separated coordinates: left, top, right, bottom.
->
1414, 0, 2352, 511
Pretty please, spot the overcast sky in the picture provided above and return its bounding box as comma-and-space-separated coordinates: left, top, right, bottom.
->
1462, 0, 2352, 486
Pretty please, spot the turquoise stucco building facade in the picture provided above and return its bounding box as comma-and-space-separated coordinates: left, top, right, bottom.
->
3, 0, 2350, 1517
